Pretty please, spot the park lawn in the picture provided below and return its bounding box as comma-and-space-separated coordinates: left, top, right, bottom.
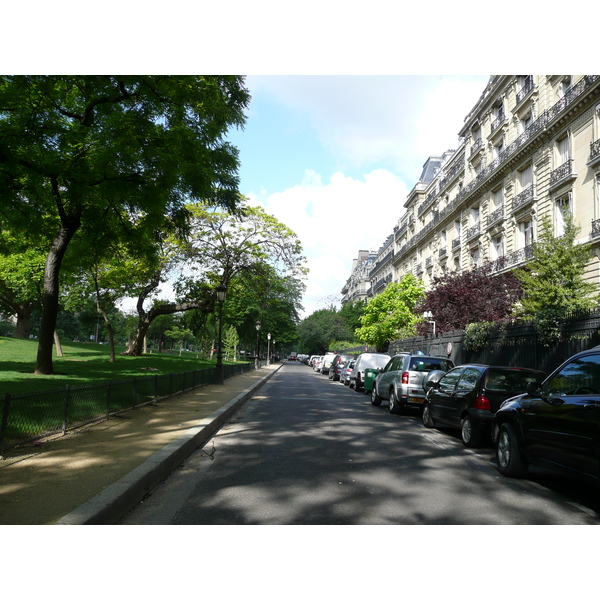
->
0, 337, 235, 397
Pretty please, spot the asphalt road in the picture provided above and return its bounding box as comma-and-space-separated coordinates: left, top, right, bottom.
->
120, 362, 600, 525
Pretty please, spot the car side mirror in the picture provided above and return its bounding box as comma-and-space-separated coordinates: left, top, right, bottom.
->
425, 379, 438, 389
526, 381, 543, 397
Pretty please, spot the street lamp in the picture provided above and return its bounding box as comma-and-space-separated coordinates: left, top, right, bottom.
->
255, 320, 261, 370
423, 310, 436, 337
267, 332, 271, 366
215, 284, 227, 384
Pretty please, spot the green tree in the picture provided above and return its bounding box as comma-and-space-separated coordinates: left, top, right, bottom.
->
355, 274, 425, 351
0, 75, 250, 374
514, 214, 598, 344
297, 307, 353, 355
515, 214, 597, 316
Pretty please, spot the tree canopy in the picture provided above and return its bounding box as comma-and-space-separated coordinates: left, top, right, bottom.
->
355, 274, 425, 351
418, 265, 522, 334
515, 214, 598, 317
0, 75, 250, 373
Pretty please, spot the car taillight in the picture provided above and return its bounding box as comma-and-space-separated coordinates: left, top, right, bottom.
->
402, 372, 409, 384
474, 395, 491, 410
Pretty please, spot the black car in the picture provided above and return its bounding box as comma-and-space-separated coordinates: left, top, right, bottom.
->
493, 347, 600, 483
423, 364, 545, 447
328, 354, 352, 381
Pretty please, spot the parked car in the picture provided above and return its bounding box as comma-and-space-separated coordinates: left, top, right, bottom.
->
422, 364, 545, 447
492, 346, 600, 484
350, 353, 391, 392
313, 356, 324, 372
342, 360, 356, 385
329, 354, 352, 381
320, 353, 336, 375
371, 353, 454, 414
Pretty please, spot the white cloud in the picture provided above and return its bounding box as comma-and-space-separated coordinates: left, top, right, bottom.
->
246, 75, 489, 181
248, 168, 409, 317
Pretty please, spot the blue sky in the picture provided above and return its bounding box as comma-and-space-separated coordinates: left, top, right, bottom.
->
226, 75, 491, 318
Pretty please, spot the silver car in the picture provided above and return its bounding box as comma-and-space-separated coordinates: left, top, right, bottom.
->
371, 353, 454, 414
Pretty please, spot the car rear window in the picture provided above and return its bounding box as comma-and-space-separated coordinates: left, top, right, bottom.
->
408, 357, 453, 372
484, 369, 544, 392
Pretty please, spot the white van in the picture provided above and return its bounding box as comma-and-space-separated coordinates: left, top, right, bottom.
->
349, 352, 391, 392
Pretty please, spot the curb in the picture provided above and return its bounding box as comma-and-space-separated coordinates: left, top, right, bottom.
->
56, 364, 282, 525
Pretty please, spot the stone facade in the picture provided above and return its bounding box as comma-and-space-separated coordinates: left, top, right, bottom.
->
349, 75, 600, 300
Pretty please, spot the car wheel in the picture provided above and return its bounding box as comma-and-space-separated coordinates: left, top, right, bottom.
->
496, 423, 528, 478
461, 415, 482, 448
371, 385, 382, 406
389, 388, 403, 414
422, 403, 435, 428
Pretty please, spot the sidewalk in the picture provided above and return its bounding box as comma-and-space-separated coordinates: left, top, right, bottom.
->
0, 363, 282, 525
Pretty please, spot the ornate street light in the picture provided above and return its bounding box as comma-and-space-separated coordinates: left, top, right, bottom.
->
255, 320, 261, 370
215, 284, 227, 384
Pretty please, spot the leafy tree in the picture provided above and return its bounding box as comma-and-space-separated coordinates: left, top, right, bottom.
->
515, 214, 597, 317
339, 299, 366, 334
418, 266, 522, 334
297, 307, 353, 355
0, 75, 250, 374
0, 231, 45, 338
355, 274, 425, 351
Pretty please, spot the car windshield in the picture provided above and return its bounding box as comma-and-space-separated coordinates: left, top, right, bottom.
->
408, 357, 453, 372
485, 369, 544, 392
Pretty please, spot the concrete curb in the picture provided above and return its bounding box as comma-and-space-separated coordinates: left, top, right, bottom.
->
56, 364, 282, 525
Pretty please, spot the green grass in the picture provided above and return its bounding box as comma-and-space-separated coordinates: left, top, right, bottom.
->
0, 336, 237, 397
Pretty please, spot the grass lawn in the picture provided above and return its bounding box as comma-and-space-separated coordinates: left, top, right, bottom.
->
0, 336, 238, 397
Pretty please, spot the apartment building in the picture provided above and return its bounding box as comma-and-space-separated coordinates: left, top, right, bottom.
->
341, 250, 378, 304
356, 75, 600, 300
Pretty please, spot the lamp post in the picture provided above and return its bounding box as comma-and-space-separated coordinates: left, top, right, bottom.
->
255, 320, 261, 370
267, 332, 271, 366
215, 284, 227, 384
423, 311, 436, 337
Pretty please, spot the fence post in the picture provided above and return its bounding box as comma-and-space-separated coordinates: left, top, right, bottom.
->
1, 393, 11, 455
63, 386, 70, 435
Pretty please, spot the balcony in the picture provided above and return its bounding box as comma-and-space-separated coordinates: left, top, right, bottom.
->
487, 205, 504, 228
592, 218, 600, 238
516, 76, 534, 105
511, 185, 535, 212
470, 137, 484, 158
549, 159, 577, 191
466, 223, 480, 241
589, 139, 600, 168
452, 237, 461, 251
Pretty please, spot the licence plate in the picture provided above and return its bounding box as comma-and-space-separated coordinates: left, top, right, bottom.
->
410, 397, 424, 403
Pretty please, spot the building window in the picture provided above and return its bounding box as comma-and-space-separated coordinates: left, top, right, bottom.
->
492, 138, 504, 159
519, 164, 533, 191
470, 246, 481, 268
519, 108, 533, 134
470, 206, 480, 226
555, 192, 572, 236
556, 135, 571, 166
519, 217, 534, 248
492, 187, 503, 209
491, 234, 504, 261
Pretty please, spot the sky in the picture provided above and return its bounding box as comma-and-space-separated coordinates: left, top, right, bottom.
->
226, 75, 491, 318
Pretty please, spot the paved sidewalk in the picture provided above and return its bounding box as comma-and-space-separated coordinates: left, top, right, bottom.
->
0, 363, 282, 525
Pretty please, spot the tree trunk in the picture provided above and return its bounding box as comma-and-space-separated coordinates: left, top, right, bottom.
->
35, 216, 80, 375
123, 298, 212, 357
98, 307, 116, 362
14, 302, 34, 339
53, 330, 63, 357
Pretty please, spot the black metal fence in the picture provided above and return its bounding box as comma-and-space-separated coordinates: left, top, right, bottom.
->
0, 361, 267, 454
388, 309, 600, 376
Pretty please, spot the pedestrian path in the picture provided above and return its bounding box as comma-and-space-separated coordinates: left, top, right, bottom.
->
0, 363, 281, 525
